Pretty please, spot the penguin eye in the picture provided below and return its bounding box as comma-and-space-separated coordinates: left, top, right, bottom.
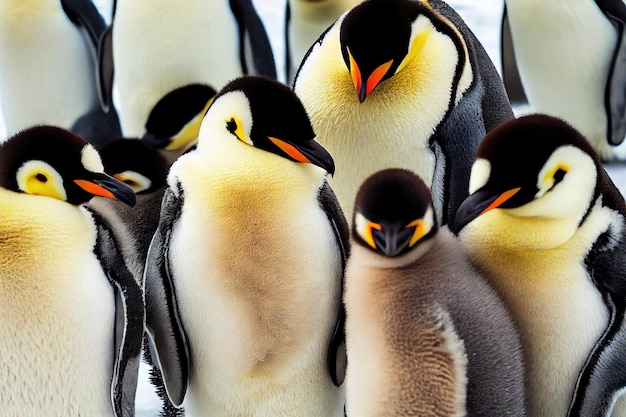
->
35, 173, 48, 183
226, 118, 238, 134
553, 168, 566, 185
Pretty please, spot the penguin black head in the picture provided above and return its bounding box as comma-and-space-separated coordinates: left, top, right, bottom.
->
99, 138, 169, 194
353, 168, 438, 257
0, 126, 136, 207
339, 0, 459, 102
142, 83, 217, 151
453, 114, 603, 235
201, 75, 335, 175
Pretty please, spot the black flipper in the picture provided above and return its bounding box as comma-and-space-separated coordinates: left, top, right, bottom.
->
143, 186, 190, 407
229, 0, 277, 79
500, 4, 528, 106
569, 206, 626, 416
319, 181, 350, 386
61, 0, 121, 144
596, 0, 626, 146
568, 294, 626, 417
97, 26, 115, 113
88, 208, 145, 417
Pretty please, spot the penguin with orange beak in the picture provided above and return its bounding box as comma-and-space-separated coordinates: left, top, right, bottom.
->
293, 0, 514, 225
0, 125, 142, 417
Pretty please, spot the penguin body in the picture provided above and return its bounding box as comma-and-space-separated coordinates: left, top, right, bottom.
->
453, 114, 626, 417
344, 168, 526, 417
0, 0, 116, 141
285, 0, 363, 84
293, 0, 514, 225
144, 76, 348, 417
502, 0, 626, 160
111, 0, 276, 138
0, 126, 141, 417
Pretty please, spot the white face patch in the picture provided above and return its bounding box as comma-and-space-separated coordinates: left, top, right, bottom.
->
198, 90, 254, 150
81, 144, 104, 173
354, 211, 380, 249
16, 160, 67, 201
468, 158, 491, 194
114, 170, 152, 194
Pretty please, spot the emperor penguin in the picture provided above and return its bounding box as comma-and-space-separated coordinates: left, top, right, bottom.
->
109, 0, 277, 138
0, 125, 143, 417
293, 0, 514, 226
344, 168, 526, 417
143, 76, 349, 417
285, 0, 364, 84
453, 114, 626, 417
0, 0, 120, 144
501, 0, 626, 161
141, 83, 217, 165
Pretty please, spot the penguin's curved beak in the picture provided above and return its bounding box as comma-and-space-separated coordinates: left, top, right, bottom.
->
268, 136, 336, 176
453, 187, 521, 234
371, 222, 416, 257
347, 48, 393, 103
74, 172, 137, 207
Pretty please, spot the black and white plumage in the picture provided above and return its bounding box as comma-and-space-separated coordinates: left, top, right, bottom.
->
501, 0, 626, 161
293, 0, 514, 225
107, 0, 276, 138
0, 125, 142, 417
344, 168, 526, 417
0, 0, 120, 145
144, 76, 348, 417
453, 114, 626, 417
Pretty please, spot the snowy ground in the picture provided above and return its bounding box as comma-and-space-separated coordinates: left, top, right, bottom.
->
1, 1, 626, 415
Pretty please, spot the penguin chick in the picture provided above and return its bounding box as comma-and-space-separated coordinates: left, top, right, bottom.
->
344, 168, 526, 417
109, 0, 276, 138
0, 125, 142, 417
453, 114, 626, 417
285, 0, 363, 84
293, 0, 514, 225
501, 0, 626, 161
144, 75, 349, 417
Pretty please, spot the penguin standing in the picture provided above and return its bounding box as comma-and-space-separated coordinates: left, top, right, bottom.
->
0, 125, 142, 417
501, 0, 626, 161
453, 114, 626, 417
293, 0, 514, 225
144, 76, 348, 417
285, 0, 363, 84
109, 0, 276, 138
344, 168, 526, 417
0, 0, 119, 144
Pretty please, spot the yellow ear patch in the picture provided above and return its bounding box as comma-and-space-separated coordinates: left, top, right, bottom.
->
16, 160, 67, 201
397, 26, 431, 74
165, 97, 214, 151
228, 116, 252, 146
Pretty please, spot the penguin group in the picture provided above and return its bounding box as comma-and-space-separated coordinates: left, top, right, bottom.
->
2, 0, 626, 417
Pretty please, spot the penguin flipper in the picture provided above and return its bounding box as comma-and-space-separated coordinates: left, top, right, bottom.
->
568, 294, 626, 417
229, 0, 277, 79
500, 4, 528, 106
97, 26, 116, 113
595, 0, 626, 146
89, 210, 145, 417
144, 187, 190, 407
61, 0, 107, 57
319, 181, 350, 386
